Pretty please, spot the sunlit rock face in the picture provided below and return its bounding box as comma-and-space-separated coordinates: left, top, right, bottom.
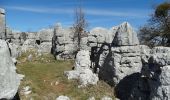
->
0, 40, 20, 99
52, 24, 78, 59
0, 8, 6, 39
65, 50, 98, 87
112, 22, 139, 46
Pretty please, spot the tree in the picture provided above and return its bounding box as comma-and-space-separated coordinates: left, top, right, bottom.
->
73, 6, 88, 50
139, 2, 170, 47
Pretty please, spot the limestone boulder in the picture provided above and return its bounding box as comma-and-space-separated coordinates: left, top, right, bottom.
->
88, 27, 115, 46
21, 39, 37, 52
56, 95, 70, 100
0, 8, 6, 39
38, 42, 51, 53
8, 43, 21, 58
65, 50, 98, 87
37, 28, 53, 42
148, 65, 170, 100
112, 22, 139, 46
0, 40, 20, 99
99, 45, 142, 85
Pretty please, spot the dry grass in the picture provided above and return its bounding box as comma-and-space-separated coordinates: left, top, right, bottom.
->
16, 51, 115, 100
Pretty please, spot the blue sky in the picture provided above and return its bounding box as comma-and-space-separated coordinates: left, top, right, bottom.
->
0, 0, 165, 32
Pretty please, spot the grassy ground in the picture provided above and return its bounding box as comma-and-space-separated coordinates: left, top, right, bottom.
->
16, 51, 115, 100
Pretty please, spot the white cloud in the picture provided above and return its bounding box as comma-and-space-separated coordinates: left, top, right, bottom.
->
5, 6, 149, 18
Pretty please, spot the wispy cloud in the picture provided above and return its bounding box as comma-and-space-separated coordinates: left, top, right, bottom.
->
6, 6, 74, 14
5, 6, 149, 18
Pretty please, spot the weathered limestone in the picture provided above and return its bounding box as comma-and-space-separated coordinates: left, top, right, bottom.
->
96, 22, 141, 85
52, 24, 77, 59
65, 50, 98, 87
143, 47, 170, 100
56, 95, 70, 100
101, 96, 113, 100
21, 39, 38, 52
0, 40, 20, 99
0, 8, 6, 39
37, 28, 53, 42
112, 22, 139, 46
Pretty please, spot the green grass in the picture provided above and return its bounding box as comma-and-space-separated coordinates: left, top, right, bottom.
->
17, 51, 115, 100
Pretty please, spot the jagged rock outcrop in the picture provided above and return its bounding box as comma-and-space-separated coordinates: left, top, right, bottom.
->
87, 27, 116, 52
6, 30, 26, 46
95, 22, 141, 86
95, 22, 170, 100
0, 8, 6, 40
0, 40, 20, 99
52, 24, 77, 59
98, 45, 143, 85
6, 26, 53, 53
90, 27, 116, 43
112, 22, 139, 46
65, 50, 98, 87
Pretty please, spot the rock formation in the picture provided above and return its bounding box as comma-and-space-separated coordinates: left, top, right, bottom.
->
65, 50, 98, 87
0, 40, 21, 99
52, 24, 77, 59
2, 7, 170, 99
56, 95, 70, 100
93, 22, 170, 100
112, 22, 139, 46
0, 8, 6, 40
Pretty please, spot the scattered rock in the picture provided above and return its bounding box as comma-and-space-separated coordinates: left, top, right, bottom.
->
101, 96, 112, 100
21, 86, 32, 95
27, 54, 33, 61
56, 95, 70, 100
87, 97, 95, 100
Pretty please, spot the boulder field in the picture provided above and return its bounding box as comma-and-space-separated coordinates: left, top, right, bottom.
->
1, 7, 170, 100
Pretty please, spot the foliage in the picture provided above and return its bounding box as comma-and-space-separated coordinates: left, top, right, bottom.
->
139, 2, 170, 47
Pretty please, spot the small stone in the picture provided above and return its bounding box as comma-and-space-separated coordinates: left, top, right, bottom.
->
101, 96, 112, 100
27, 54, 33, 61
56, 95, 70, 100
87, 97, 95, 100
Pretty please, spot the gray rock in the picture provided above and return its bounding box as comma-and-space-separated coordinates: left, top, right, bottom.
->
0, 8, 6, 39
38, 42, 52, 53
8, 43, 21, 58
0, 40, 20, 99
21, 86, 32, 95
37, 28, 53, 42
149, 66, 170, 100
74, 50, 91, 70
99, 45, 142, 85
65, 50, 98, 87
56, 95, 70, 100
89, 27, 115, 44
101, 96, 112, 100
21, 39, 37, 52
112, 22, 139, 46
27, 54, 33, 61
52, 26, 77, 60
87, 97, 95, 100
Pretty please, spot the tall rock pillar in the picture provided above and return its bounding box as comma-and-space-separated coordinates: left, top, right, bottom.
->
0, 8, 6, 39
